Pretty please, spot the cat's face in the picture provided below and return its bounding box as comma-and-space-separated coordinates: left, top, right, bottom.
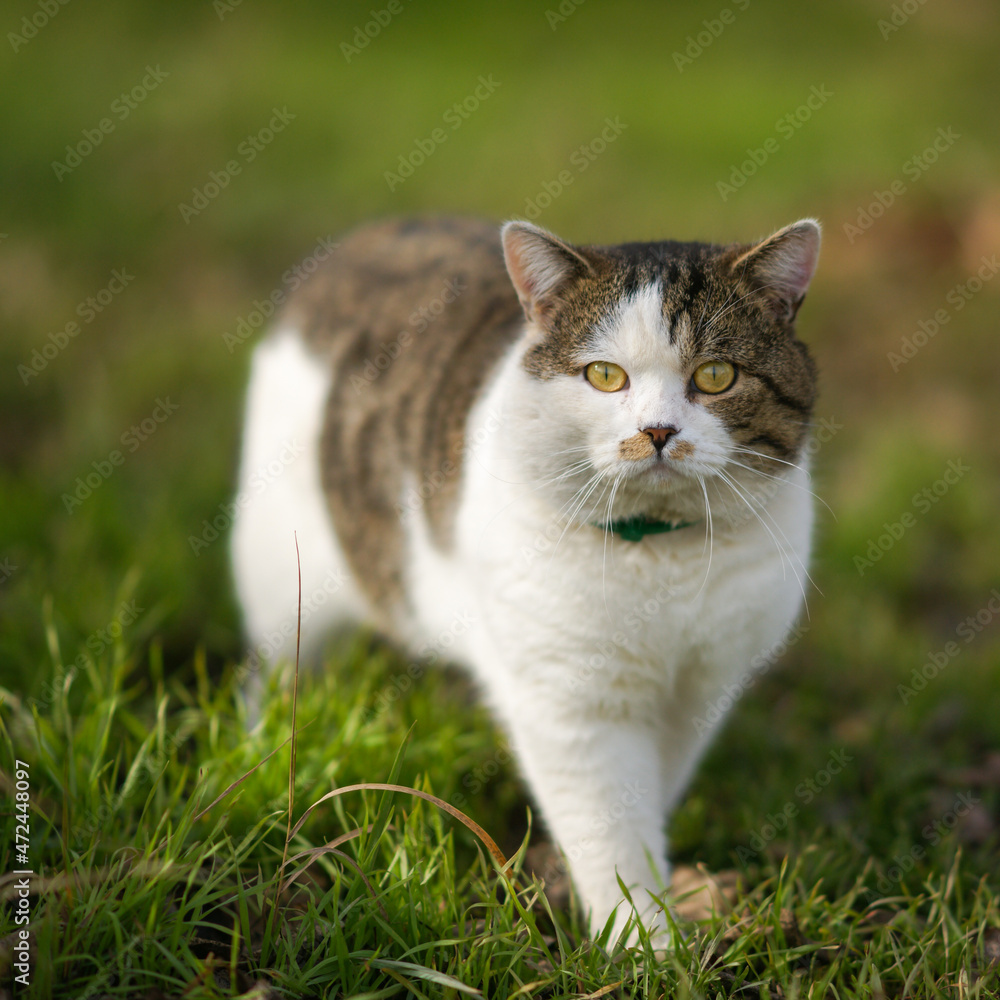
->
501, 220, 820, 527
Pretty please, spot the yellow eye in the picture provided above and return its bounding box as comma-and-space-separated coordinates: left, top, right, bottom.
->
692, 360, 736, 394
585, 361, 628, 392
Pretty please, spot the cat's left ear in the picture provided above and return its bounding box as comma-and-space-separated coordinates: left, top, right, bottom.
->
732, 219, 821, 323
501, 221, 593, 325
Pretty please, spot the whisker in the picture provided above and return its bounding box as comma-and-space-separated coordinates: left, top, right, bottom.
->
601, 472, 624, 620
726, 458, 836, 520
698, 284, 769, 334
716, 467, 820, 611
553, 466, 605, 521
729, 445, 811, 477
693, 476, 714, 602
545, 469, 608, 566
561, 473, 619, 550
476, 454, 592, 489
693, 273, 743, 338
473, 458, 594, 557
539, 445, 595, 461
715, 467, 803, 603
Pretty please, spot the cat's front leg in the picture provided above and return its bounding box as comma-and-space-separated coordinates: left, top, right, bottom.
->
498, 698, 673, 943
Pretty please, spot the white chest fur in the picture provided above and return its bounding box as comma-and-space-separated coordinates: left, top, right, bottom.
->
402, 347, 814, 941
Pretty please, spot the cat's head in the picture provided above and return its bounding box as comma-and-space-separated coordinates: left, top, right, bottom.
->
500, 218, 820, 528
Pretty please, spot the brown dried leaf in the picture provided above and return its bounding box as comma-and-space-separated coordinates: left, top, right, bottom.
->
670, 864, 740, 921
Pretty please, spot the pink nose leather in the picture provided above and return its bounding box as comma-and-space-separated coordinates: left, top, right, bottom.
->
642, 426, 678, 453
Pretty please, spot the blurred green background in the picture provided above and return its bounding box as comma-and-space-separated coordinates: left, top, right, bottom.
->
2, 0, 998, 816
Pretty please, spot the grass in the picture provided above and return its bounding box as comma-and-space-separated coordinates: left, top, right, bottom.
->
2, 0, 1000, 995
1, 604, 998, 997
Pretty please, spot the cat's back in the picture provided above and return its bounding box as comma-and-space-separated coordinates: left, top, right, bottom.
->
232, 218, 524, 655
286, 216, 521, 366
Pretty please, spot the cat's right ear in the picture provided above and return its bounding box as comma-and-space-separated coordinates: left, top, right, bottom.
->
501, 221, 593, 325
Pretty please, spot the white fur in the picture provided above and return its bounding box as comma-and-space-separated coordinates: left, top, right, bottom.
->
233, 286, 814, 944
231, 329, 369, 678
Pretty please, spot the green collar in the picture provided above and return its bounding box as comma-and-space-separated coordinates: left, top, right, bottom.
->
595, 516, 700, 542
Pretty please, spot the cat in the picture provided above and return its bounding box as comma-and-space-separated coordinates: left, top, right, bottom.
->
230, 214, 821, 943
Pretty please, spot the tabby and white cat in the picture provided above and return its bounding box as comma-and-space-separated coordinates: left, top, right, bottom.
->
231, 215, 821, 942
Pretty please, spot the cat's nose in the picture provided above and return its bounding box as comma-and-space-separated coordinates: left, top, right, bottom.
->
642, 426, 678, 454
